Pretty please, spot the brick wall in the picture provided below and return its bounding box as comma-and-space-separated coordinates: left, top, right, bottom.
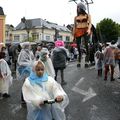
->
0, 19, 3, 42
0, 15, 5, 44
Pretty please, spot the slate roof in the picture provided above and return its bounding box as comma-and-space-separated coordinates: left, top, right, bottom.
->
15, 18, 71, 32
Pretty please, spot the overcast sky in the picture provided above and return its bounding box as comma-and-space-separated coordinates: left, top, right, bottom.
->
0, 0, 120, 27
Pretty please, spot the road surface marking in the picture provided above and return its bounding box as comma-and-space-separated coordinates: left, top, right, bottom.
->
10, 104, 21, 114
72, 77, 97, 102
72, 87, 96, 102
75, 77, 84, 86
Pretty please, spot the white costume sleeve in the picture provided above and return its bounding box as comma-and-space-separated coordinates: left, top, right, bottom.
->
22, 77, 69, 120
0, 59, 13, 85
22, 78, 50, 108
0, 59, 11, 76
22, 77, 69, 109
51, 78, 69, 110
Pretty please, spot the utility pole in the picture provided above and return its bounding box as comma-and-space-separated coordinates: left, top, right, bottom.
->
41, 19, 44, 41
41, 19, 47, 41
84, 0, 93, 14
54, 28, 59, 41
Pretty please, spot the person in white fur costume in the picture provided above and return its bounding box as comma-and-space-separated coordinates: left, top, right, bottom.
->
22, 60, 69, 120
0, 52, 13, 98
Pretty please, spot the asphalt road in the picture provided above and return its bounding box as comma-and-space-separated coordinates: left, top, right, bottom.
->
1, 60, 120, 120
65, 61, 120, 120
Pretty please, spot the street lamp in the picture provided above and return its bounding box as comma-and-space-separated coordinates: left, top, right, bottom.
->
84, 0, 93, 14
41, 19, 46, 41
21, 17, 31, 41
41, 25, 44, 41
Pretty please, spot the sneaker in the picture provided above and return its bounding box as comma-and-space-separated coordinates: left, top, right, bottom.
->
2, 93, 10, 98
61, 81, 67, 85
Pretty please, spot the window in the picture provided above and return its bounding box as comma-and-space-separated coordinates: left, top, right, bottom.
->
66, 36, 70, 42
32, 33, 39, 41
5, 31, 9, 37
22, 34, 27, 41
46, 35, 50, 41
58, 35, 62, 40
14, 35, 20, 41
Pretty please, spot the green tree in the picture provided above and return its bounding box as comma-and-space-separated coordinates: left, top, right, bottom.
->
116, 23, 120, 36
96, 18, 119, 43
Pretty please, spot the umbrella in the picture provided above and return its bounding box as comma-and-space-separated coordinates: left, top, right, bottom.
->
70, 43, 77, 47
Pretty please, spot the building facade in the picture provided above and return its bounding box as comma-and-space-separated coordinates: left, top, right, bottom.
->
10, 18, 73, 43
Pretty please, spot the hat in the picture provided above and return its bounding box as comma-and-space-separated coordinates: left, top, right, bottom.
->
41, 48, 49, 54
55, 40, 64, 47
40, 48, 49, 62
77, 2, 86, 11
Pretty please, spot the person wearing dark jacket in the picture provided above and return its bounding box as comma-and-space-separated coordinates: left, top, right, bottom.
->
51, 40, 69, 85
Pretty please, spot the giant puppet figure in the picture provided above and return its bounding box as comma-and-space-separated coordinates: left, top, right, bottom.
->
73, 2, 92, 67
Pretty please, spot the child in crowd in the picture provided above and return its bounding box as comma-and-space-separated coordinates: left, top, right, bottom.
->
35, 43, 55, 78
0, 52, 13, 98
95, 47, 104, 77
22, 60, 69, 120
